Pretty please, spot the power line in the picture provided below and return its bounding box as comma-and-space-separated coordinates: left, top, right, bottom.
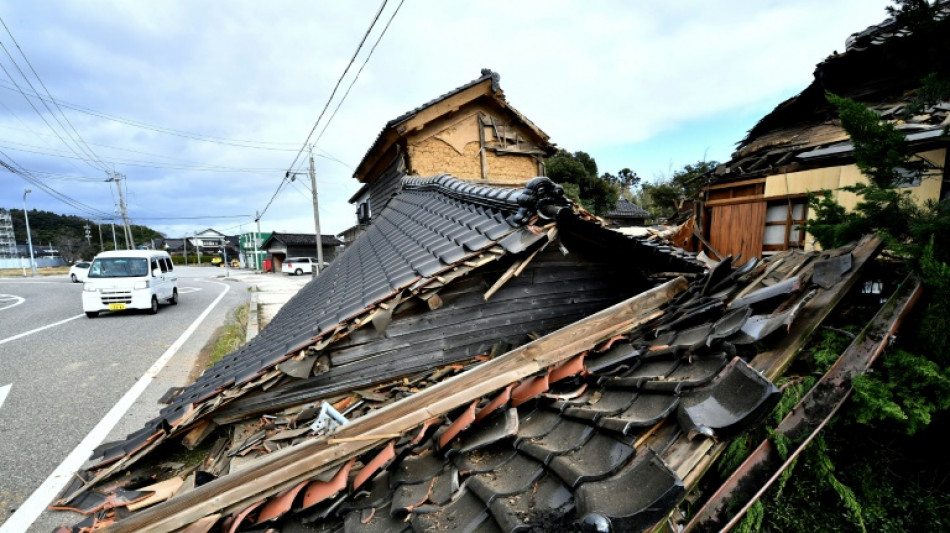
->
0, 79, 356, 168
0, 16, 110, 172
0, 141, 297, 173
256, 176, 290, 221
0, 149, 113, 218
286, 0, 389, 173
0, 80, 300, 152
0, 59, 108, 172
127, 215, 252, 220
314, 0, 405, 146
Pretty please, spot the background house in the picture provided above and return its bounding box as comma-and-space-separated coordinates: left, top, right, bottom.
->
350, 69, 558, 224
239, 231, 271, 270
260, 231, 343, 271
701, 7, 949, 260
603, 198, 652, 227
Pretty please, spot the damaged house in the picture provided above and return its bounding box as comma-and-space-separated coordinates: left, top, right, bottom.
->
48, 67, 924, 532
350, 68, 557, 226
701, 5, 950, 260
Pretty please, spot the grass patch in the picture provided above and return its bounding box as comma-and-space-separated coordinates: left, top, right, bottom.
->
208, 302, 249, 367
0, 266, 69, 277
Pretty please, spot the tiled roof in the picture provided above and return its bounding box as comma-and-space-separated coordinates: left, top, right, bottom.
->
843, 1, 949, 53
605, 198, 652, 220
66, 176, 704, 500
386, 69, 501, 130
58, 231, 885, 532
261, 232, 344, 248
72, 247, 862, 532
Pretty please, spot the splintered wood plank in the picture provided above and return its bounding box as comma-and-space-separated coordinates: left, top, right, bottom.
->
104, 277, 688, 533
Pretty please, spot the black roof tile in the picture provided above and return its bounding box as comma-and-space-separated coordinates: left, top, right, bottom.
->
574, 448, 685, 532
597, 393, 681, 435
467, 454, 545, 504
487, 472, 574, 533
548, 431, 635, 488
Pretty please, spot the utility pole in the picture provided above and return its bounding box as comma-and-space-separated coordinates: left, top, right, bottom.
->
196, 233, 202, 265
222, 242, 229, 276
183, 235, 188, 265
22, 189, 37, 275
107, 172, 135, 249
309, 148, 323, 276
255, 211, 262, 273
97, 221, 104, 252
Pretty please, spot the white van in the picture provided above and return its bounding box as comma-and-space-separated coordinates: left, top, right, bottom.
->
82, 250, 179, 318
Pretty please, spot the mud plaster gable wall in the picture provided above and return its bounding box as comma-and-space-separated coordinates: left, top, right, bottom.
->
406, 106, 543, 187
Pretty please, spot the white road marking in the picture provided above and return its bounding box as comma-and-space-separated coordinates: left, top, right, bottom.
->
0, 314, 84, 346
1, 281, 231, 533
0, 383, 10, 411
0, 294, 25, 311
177, 287, 202, 294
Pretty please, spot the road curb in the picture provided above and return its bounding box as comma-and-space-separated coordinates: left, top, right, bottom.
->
246, 290, 260, 342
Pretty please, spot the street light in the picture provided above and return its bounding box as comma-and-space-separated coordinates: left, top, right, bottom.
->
22, 189, 37, 276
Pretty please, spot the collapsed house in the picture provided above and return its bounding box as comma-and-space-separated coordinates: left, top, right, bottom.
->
49, 58, 926, 531
53, 201, 896, 532
701, 4, 950, 260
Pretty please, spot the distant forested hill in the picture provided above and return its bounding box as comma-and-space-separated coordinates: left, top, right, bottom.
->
2, 207, 163, 260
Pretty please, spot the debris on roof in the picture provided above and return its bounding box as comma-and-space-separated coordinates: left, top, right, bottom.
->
54, 226, 888, 531
713, 3, 950, 183
51, 175, 704, 525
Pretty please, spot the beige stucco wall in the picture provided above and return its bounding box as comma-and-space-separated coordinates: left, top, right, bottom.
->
763, 148, 945, 251
764, 148, 946, 209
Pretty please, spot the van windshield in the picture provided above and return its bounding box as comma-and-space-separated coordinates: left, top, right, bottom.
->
89, 257, 150, 278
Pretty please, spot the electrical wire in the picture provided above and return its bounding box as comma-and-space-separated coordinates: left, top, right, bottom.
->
0, 59, 108, 173
0, 149, 113, 218
255, 176, 290, 221
314, 0, 405, 146
285, 0, 389, 173
0, 79, 357, 168
0, 16, 110, 172
0, 140, 295, 173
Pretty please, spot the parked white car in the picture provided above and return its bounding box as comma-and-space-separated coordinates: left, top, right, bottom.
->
69, 261, 91, 283
81, 250, 178, 317
281, 257, 327, 275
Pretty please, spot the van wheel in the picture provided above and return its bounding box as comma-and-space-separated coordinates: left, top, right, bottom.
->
86, 311, 98, 318
295, 268, 303, 276
149, 296, 159, 314
169, 288, 178, 305
71, 274, 78, 283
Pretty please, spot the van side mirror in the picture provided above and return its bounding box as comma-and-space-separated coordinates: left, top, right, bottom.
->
153, 268, 162, 277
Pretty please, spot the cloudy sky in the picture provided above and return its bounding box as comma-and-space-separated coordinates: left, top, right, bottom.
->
0, 0, 893, 240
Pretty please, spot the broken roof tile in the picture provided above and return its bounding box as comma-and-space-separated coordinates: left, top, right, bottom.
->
677, 357, 781, 440
574, 449, 685, 532
487, 472, 574, 533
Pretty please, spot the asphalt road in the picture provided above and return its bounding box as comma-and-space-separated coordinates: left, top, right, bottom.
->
0, 267, 250, 532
